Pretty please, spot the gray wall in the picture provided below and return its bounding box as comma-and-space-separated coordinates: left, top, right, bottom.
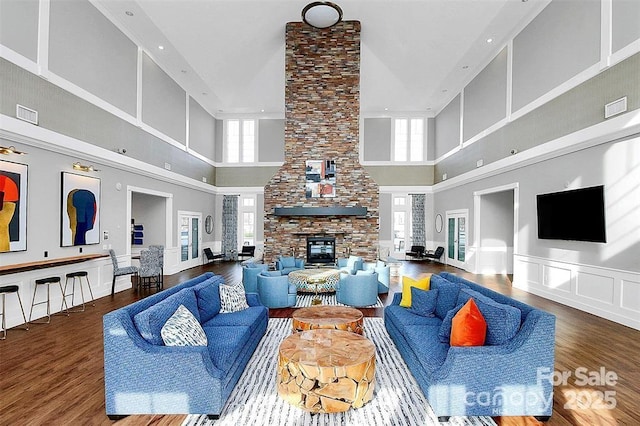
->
189, 97, 216, 161
512, 0, 601, 111
0, 0, 39, 62
613, 0, 640, 52
434, 134, 640, 273
364, 165, 434, 186
49, 0, 138, 116
434, 94, 461, 159
142, 53, 186, 145
0, 138, 216, 264
463, 48, 507, 141
435, 52, 640, 182
378, 192, 392, 241
363, 118, 391, 161
258, 119, 284, 162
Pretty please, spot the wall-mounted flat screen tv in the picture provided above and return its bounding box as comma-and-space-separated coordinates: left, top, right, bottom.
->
536, 185, 606, 243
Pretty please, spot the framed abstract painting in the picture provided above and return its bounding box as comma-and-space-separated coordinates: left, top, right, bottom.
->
305, 159, 336, 198
0, 160, 28, 252
61, 172, 101, 247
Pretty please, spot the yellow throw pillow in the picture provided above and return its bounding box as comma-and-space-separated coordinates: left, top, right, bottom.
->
399, 275, 431, 307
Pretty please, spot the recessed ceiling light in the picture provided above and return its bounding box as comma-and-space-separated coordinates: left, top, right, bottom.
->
486, 38, 493, 43
125, 11, 133, 16
158, 45, 164, 50
384, 107, 388, 111
261, 109, 265, 113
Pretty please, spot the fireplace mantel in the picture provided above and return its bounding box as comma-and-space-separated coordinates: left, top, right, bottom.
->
274, 207, 367, 217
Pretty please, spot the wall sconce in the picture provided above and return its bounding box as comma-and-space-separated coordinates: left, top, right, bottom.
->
73, 162, 99, 172
0, 145, 26, 155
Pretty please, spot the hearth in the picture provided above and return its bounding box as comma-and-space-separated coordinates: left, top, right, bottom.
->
307, 237, 336, 264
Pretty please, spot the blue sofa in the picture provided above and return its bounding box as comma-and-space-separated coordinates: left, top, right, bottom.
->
103, 272, 268, 418
384, 272, 555, 421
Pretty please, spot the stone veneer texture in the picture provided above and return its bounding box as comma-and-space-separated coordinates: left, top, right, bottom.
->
264, 21, 379, 264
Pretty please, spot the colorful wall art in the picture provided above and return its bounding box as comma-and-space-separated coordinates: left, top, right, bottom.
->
305, 160, 336, 198
0, 160, 28, 252
61, 172, 100, 247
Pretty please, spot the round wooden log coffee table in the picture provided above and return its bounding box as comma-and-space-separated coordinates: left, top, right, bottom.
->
292, 305, 364, 335
278, 329, 376, 413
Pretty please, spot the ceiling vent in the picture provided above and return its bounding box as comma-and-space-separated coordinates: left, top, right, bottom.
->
604, 97, 627, 119
16, 104, 38, 125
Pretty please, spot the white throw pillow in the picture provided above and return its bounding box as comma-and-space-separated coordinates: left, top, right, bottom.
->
161, 304, 207, 346
219, 282, 249, 313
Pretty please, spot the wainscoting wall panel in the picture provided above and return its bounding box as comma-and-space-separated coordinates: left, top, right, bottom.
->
514, 254, 640, 330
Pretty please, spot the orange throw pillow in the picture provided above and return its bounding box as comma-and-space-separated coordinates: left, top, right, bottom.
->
450, 299, 487, 346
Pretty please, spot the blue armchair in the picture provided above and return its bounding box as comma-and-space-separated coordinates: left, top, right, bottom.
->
242, 263, 269, 293
275, 256, 305, 275
256, 271, 297, 308
336, 256, 363, 274
364, 261, 390, 293
336, 271, 379, 307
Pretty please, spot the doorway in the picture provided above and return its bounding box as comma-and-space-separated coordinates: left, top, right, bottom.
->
178, 211, 202, 269
446, 210, 468, 269
473, 183, 518, 274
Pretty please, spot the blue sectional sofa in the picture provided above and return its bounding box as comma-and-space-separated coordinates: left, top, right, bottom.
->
103, 272, 268, 418
275, 256, 305, 274
384, 272, 555, 421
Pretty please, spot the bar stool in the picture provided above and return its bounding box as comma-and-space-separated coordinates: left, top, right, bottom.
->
63, 271, 95, 312
29, 276, 69, 324
0, 285, 29, 339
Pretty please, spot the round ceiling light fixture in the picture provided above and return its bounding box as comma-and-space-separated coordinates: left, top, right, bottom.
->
302, 2, 343, 29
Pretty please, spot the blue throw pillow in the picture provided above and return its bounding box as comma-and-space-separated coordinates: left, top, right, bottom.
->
195, 281, 222, 323
438, 303, 464, 343
410, 287, 439, 317
279, 256, 295, 268
134, 288, 200, 345
456, 288, 521, 345
430, 275, 464, 319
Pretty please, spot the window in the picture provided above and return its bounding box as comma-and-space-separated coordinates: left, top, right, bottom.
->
393, 118, 424, 162
226, 119, 256, 163
392, 195, 412, 254
239, 195, 256, 246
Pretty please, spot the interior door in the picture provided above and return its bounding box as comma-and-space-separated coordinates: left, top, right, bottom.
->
446, 211, 467, 269
179, 212, 202, 269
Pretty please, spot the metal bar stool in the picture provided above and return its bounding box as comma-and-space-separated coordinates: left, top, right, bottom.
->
0, 285, 29, 339
63, 271, 95, 312
29, 276, 69, 324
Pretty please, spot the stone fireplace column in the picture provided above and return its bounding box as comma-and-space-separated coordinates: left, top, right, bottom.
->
263, 20, 379, 264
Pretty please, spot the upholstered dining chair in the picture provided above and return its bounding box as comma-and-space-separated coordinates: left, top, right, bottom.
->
109, 249, 139, 296
138, 249, 162, 291
148, 245, 164, 289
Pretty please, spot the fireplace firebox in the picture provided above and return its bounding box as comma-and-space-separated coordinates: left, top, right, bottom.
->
307, 237, 336, 265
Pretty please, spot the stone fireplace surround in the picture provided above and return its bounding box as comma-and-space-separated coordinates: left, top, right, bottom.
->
263, 20, 379, 264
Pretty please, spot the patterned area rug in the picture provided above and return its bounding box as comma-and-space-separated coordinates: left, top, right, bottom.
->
182, 318, 496, 426
294, 293, 385, 308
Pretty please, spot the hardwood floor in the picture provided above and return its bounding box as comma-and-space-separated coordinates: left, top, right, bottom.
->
1, 261, 638, 425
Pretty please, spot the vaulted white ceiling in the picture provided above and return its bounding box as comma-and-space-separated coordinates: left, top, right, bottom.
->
94, 0, 551, 117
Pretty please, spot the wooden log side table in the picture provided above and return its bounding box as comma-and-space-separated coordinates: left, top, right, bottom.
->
278, 329, 376, 413
292, 306, 364, 335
